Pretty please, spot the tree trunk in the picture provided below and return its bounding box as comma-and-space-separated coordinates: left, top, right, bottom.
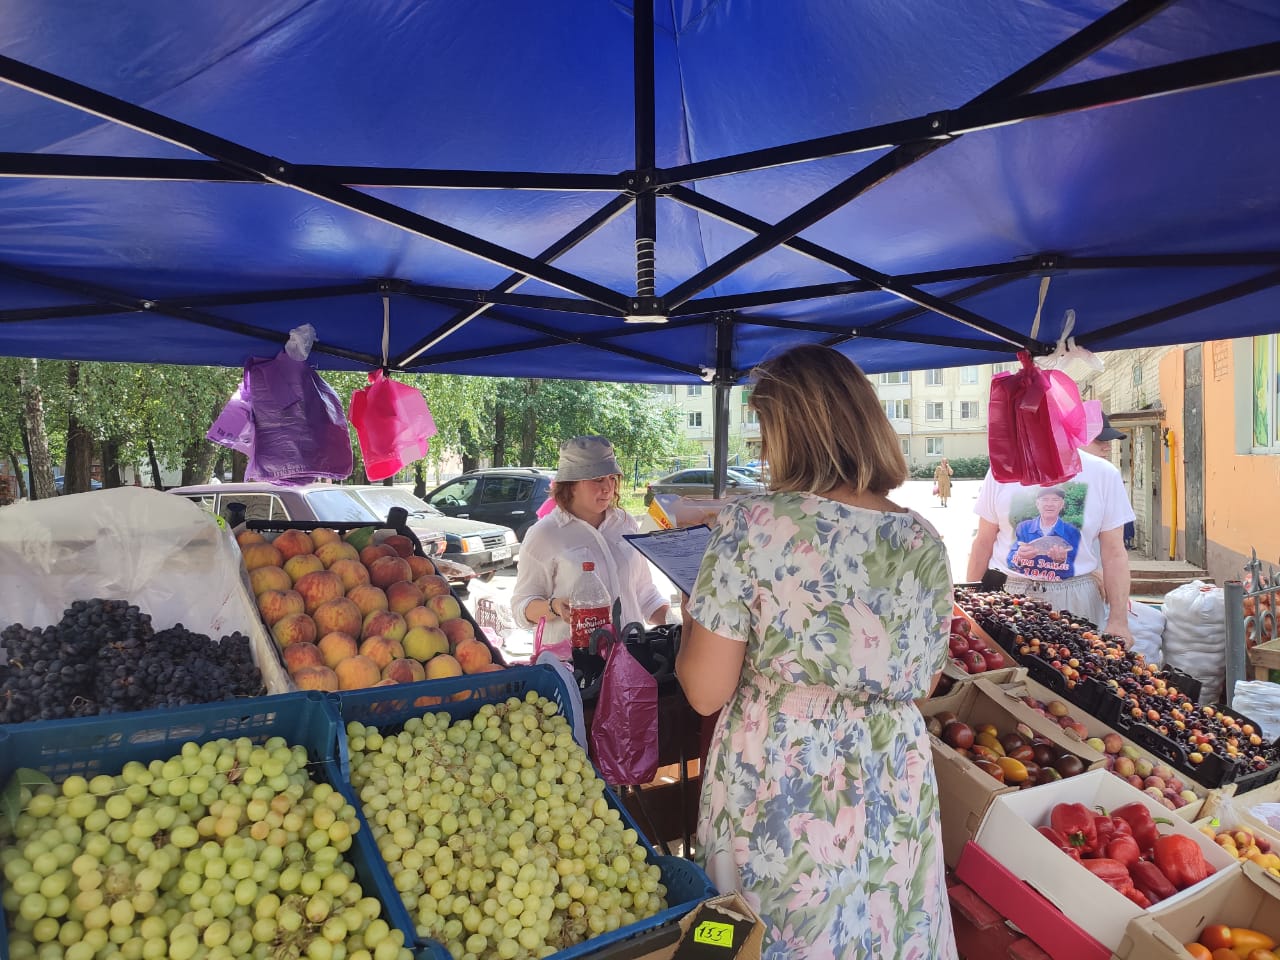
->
8, 450, 27, 499
19, 359, 57, 500
147, 439, 164, 489
492, 403, 507, 467
231, 450, 248, 483
101, 438, 124, 488
213, 451, 226, 482
64, 362, 94, 495
519, 380, 541, 467
459, 421, 479, 473
180, 439, 217, 486
413, 462, 426, 499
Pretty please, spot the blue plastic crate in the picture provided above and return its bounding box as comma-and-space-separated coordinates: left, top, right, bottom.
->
0, 692, 419, 960
333, 664, 716, 960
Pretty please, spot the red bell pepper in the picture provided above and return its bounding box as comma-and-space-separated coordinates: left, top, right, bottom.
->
1111, 803, 1171, 854
1094, 812, 1133, 848
1081, 857, 1146, 904
1050, 802, 1098, 854
1105, 835, 1141, 868
1128, 859, 1178, 904
1153, 835, 1212, 890
1038, 825, 1082, 861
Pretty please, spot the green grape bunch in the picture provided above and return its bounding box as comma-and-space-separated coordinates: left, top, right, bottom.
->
345, 693, 668, 960
1, 737, 416, 960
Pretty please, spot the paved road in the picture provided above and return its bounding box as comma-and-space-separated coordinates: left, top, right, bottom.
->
466, 478, 985, 646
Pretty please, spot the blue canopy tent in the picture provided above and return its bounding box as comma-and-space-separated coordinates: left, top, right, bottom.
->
0, 0, 1278, 486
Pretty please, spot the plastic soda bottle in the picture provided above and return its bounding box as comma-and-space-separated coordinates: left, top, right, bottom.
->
569, 561, 611, 650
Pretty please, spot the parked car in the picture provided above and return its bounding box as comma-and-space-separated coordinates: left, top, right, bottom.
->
54, 475, 103, 494
644, 468, 766, 505
423, 467, 555, 542
168, 482, 469, 588
346, 485, 519, 580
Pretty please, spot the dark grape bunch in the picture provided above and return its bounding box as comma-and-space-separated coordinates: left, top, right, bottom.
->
0, 598, 264, 723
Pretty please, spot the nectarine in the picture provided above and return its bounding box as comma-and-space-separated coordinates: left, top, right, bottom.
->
272, 612, 317, 648
272, 529, 314, 562
335, 655, 381, 691
294, 571, 346, 614
249, 565, 292, 596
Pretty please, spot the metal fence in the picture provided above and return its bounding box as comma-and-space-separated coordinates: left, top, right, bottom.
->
1227, 550, 1280, 700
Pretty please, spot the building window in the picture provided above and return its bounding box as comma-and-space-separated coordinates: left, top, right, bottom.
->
744, 408, 759, 425
960, 366, 979, 384
926, 402, 944, 421
926, 437, 944, 456
1254, 334, 1280, 450
960, 401, 980, 420
686, 385, 703, 397
925, 369, 943, 386
882, 399, 908, 420
899, 438, 911, 457
879, 371, 907, 384
654, 384, 674, 395
688, 412, 702, 428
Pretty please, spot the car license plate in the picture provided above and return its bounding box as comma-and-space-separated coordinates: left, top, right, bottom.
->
490, 546, 511, 561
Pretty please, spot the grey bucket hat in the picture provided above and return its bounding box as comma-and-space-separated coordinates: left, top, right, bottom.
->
556, 436, 622, 482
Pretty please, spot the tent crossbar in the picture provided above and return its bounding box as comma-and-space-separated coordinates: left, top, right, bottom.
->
1083, 267, 1280, 345
0, 302, 139, 325
399, 283, 621, 318
406, 328, 704, 377
0, 152, 625, 191
732, 313, 1010, 352
394, 194, 633, 367
658, 33, 1271, 188
659, 0, 1173, 309
664, 184, 1044, 350
0, 260, 381, 365
0, 54, 632, 314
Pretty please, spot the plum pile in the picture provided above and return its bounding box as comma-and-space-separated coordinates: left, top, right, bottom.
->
956, 588, 1275, 776
0, 599, 264, 723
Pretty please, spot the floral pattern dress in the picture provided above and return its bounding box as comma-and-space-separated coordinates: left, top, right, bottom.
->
688, 492, 957, 960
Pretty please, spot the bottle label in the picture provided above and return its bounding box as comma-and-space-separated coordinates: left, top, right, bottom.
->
569, 606, 611, 649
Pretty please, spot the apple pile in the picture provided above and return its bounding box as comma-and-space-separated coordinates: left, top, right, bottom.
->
948, 616, 1012, 675
238, 527, 501, 692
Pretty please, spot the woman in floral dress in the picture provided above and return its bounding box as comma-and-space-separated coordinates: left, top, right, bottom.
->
677, 344, 957, 959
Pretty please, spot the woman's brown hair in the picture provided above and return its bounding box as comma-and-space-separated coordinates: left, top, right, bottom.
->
749, 343, 908, 496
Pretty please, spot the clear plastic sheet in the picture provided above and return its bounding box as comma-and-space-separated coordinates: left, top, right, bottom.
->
0, 487, 290, 694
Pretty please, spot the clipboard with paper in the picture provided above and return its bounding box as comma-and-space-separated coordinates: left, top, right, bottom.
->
623, 524, 712, 597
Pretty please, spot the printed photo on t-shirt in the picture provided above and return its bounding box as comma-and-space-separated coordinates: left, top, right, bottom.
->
1005, 482, 1088, 581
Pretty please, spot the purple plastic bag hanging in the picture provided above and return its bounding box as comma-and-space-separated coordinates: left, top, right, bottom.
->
207, 325, 353, 484
590, 630, 659, 787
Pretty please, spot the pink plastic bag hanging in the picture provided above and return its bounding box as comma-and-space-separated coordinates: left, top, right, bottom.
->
988, 352, 1100, 486
590, 631, 659, 787
349, 369, 437, 482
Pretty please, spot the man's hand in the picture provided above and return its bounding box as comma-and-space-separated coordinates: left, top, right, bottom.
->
1105, 613, 1134, 649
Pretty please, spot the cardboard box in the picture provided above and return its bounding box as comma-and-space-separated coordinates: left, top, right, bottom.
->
628, 893, 765, 960
973, 769, 1238, 952
922, 677, 1105, 867
1113, 861, 1279, 959
987, 674, 1212, 821
1231, 774, 1280, 839
955, 841, 1110, 960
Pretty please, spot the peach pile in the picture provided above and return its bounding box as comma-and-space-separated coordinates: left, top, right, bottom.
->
237, 527, 502, 692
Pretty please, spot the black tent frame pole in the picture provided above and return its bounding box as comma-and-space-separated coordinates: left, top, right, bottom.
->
666, 184, 1042, 350
711, 315, 734, 498
394, 194, 635, 367
633, 0, 658, 313
0, 54, 632, 314
660, 0, 1175, 310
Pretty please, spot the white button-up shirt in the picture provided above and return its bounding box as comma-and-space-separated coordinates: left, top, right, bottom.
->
511, 505, 668, 649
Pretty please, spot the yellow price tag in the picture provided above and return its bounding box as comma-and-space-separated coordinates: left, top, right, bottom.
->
692, 921, 734, 948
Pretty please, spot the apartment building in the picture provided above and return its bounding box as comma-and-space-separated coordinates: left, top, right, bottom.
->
655, 362, 1006, 469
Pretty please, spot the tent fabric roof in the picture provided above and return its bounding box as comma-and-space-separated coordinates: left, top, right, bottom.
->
0, 0, 1277, 380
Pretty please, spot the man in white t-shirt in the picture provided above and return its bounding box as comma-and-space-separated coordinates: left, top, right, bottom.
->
965, 445, 1136, 645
